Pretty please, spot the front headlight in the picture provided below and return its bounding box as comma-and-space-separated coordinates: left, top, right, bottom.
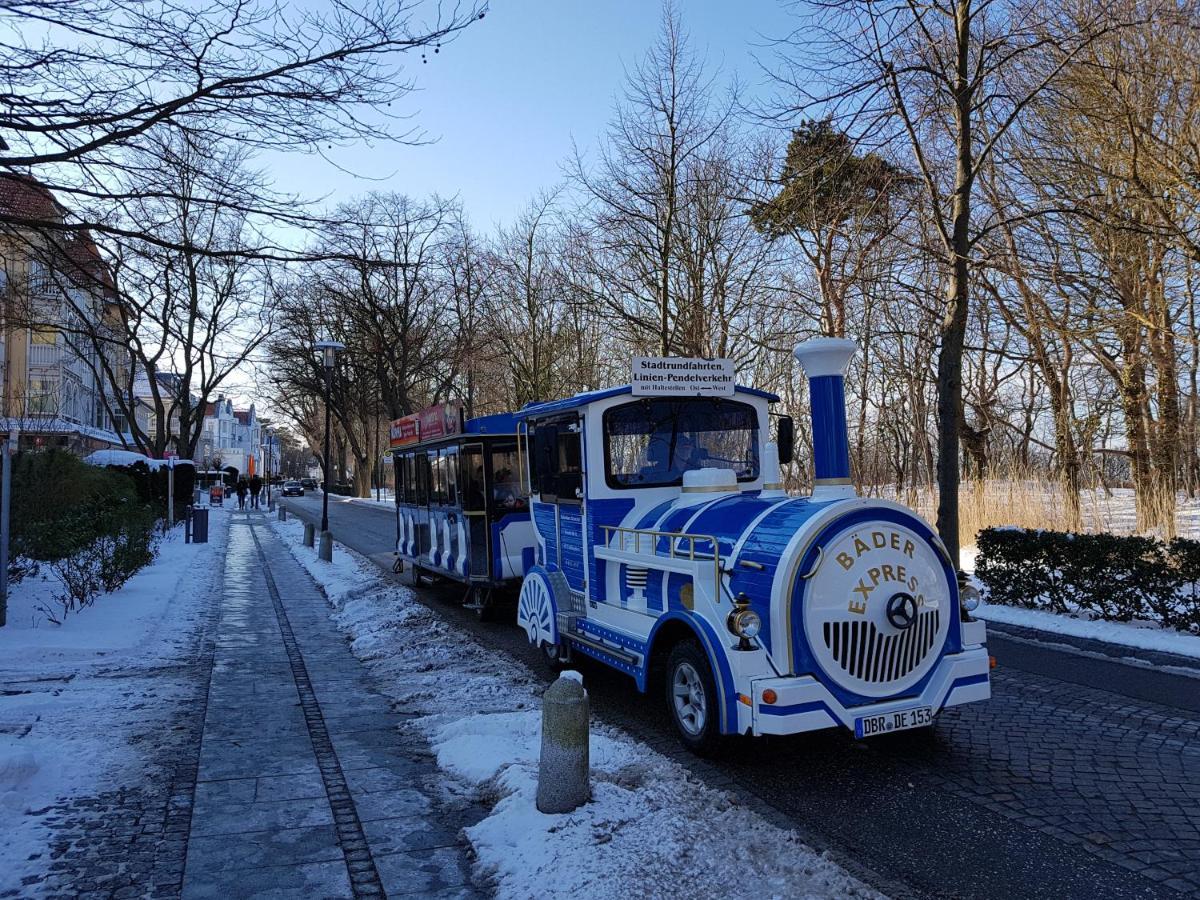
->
959, 583, 981, 612
727, 607, 762, 639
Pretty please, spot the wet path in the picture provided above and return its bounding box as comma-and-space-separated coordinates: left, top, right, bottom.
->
182, 513, 482, 899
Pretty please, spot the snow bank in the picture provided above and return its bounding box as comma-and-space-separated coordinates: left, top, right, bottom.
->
977, 603, 1200, 659
269, 515, 882, 900
83, 448, 195, 469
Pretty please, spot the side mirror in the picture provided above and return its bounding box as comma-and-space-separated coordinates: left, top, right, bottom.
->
777, 416, 795, 465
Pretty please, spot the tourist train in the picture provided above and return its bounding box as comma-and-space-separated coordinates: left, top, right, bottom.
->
390, 338, 991, 752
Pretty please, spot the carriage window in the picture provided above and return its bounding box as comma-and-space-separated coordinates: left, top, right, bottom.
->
462, 446, 486, 511
443, 448, 458, 507
491, 447, 528, 513
430, 451, 447, 505
604, 398, 759, 489
415, 453, 429, 505
393, 456, 405, 503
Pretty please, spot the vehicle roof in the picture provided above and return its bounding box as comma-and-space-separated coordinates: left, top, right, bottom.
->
389, 411, 519, 453
515, 384, 779, 420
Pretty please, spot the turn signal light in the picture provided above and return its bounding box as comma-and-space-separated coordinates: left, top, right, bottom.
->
989, 656, 997, 669
762, 689, 778, 704
738, 694, 751, 706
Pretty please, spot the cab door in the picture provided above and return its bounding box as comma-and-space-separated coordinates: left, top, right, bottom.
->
533, 417, 586, 592
461, 442, 490, 580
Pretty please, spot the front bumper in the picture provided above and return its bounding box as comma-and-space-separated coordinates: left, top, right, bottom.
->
747, 640, 990, 737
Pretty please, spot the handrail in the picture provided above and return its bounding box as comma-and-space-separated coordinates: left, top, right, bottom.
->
598, 525, 723, 600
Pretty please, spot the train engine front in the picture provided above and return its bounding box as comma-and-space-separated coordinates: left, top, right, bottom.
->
515, 338, 991, 752
654, 338, 991, 746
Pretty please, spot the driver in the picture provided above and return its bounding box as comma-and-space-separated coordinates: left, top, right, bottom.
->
671, 433, 706, 472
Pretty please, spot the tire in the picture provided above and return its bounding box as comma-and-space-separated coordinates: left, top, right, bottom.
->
665, 640, 723, 756
540, 639, 569, 672
473, 590, 495, 621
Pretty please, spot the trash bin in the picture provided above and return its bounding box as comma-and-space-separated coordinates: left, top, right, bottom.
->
192, 507, 209, 544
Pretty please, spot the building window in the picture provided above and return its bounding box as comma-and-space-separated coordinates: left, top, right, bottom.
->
27, 376, 58, 416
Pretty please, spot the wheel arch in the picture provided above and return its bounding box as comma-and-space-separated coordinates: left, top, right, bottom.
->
645, 611, 736, 733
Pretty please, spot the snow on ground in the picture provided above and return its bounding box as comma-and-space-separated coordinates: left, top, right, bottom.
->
269, 516, 882, 900
0, 511, 230, 893
975, 604, 1200, 660
347, 490, 396, 510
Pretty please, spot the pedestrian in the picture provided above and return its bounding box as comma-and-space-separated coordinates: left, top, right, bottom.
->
236, 478, 248, 510
249, 474, 263, 509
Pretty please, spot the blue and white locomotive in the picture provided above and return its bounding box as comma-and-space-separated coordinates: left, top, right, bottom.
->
515, 338, 990, 752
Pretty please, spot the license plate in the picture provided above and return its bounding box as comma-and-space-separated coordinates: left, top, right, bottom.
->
855, 706, 934, 738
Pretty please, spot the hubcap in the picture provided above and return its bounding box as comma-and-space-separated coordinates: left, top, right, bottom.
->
672, 661, 707, 736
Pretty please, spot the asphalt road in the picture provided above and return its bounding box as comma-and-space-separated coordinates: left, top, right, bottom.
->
283, 493, 1200, 900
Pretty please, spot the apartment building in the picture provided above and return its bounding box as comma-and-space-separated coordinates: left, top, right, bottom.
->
199, 397, 273, 479
0, 174, 129, 453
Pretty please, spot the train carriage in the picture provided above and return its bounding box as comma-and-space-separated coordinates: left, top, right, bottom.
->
391, 404, 537, 614
515, 338, 991, 752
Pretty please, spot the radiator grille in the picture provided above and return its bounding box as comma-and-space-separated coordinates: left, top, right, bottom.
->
822, 610, 941, 685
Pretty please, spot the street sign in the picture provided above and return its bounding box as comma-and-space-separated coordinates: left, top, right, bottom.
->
631, 357, 736, 397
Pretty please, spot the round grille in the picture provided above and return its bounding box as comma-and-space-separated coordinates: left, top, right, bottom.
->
801, 520, 951, 697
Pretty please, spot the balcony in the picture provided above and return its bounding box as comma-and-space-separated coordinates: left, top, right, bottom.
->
28, 343, 60, 367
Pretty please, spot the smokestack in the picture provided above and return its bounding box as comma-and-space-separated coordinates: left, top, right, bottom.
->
793, 337, 857, 499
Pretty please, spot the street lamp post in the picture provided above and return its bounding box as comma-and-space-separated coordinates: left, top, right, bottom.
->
315, 340, 344, 549
265, 431, 274, 511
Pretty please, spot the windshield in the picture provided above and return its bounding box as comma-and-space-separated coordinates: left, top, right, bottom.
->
604, 398, 759, 488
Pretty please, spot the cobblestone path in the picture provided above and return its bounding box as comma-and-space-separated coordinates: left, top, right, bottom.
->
181, 514, 482, 898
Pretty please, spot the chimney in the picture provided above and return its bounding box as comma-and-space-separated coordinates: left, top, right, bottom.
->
793, 337, 857, 500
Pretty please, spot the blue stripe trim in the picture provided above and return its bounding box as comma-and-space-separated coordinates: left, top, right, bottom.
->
758, 700, 838, 718
939, 672, 990, 711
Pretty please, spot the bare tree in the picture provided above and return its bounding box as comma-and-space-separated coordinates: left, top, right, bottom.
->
769, 0, 1135, 560
571, 1, 729, 355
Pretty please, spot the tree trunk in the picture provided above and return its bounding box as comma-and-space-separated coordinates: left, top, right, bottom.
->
935, 0, 973, 568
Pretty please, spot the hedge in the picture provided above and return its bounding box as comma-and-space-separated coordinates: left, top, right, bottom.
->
975, 527, 1200, 633
8, 450, 161, 621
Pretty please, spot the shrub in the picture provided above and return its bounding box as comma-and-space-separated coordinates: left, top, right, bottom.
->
976, 527, 1200, 633
7, 449, 161, 620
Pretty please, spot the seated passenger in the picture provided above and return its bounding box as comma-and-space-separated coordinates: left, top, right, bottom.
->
493, 468, 526, 510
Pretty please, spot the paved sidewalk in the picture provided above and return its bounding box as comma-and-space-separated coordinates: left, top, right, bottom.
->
182, 513, 482, 899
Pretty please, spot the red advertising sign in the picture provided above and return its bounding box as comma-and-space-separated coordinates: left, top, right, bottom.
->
389, 414, 420, 448
389, 402, 463, 449
418, 402, 463, 441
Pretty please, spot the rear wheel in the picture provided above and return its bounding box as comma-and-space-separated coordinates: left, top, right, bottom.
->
540, 639, 569, 672
665, 640, 722, 755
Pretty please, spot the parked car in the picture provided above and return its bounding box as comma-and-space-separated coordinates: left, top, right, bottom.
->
300, 477, 318, 490
281, 480, 304, 497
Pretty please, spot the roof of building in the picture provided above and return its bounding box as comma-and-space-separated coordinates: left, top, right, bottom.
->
0, 174, 63, 222
515, 384, 779, 420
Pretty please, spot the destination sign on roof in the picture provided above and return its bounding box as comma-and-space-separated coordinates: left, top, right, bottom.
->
631, 357, 735, 397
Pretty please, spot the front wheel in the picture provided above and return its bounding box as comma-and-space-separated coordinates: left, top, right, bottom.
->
665, 640, 722, 755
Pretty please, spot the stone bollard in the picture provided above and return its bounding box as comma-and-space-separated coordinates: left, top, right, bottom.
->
536, 671, 590, 813
303, 521, 315, 547
278, 506, 287, 522
318, 529, 333, 562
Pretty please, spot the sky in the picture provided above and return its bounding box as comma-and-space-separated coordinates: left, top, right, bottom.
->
265, 0, 799, 232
